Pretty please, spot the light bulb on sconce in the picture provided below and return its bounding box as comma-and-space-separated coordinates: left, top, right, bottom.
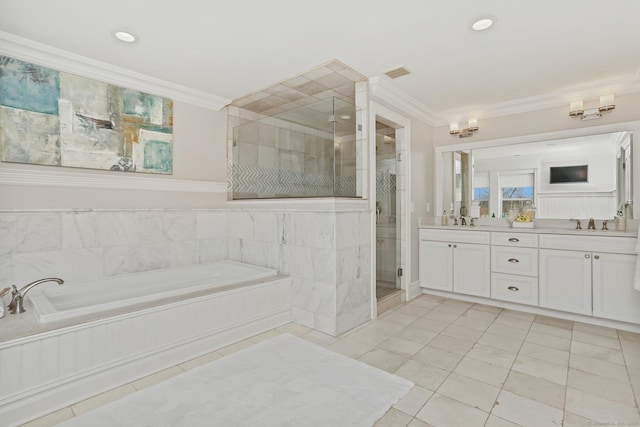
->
449, 119, 479, 138
569, 95, 615, 120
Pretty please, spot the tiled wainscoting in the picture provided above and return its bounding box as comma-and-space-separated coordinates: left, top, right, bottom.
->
0, 207, 371, 336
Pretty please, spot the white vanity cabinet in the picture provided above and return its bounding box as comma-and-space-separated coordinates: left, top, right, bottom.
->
490, 232, 539, 305
419, 229, 491, 297
538, 234, 640, 321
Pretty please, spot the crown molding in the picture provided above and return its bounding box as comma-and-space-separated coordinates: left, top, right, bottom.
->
0, 31, 231, 111
438, 75, 640, 127
0, 167, 227, 193
369, 76, 442, 125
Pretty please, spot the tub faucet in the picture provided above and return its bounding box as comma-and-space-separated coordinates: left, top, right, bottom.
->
587, 218, 596, 230
8, 278, 64, 314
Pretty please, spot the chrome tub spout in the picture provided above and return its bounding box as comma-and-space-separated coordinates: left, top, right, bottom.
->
8, 278, 64, 314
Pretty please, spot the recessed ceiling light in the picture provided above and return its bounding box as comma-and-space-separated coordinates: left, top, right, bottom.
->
472, 17, 494, 31
114, 31, 136, 43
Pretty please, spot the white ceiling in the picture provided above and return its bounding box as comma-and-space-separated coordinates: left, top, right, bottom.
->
1, 0, 639, 123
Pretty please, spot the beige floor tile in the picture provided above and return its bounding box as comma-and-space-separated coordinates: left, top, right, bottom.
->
412, 345, 464, 371
462, 309, 499, 322
131, 366, 184, 390
529, 322, 572, 339
619, 330, 640, 343
571, 340, 625, 365
358, 348, 409, 373
511, 354, 568, 385
407, 418, 434, 427
471, 303, 503, 314
21, 407, 75, 427
620, 338, 640, 355
567, 368, 636, 407
570, 353, 630, 383
562, 411, 595, 427
275, 322, 312, 336
422, 309, 460, 324
441, 324, 484, 342
454, 357, 510, 388
491, 390, 563, 427
217, 338, 255, 355
503, 370, 566, 409
396, 303, 431, 317
493, 314, 533, 331
396, 326, 438, 345
393, 385, 433, 416
565, 387, 640, 423
348, 321, 403, 346
451, 315, 493, 332
524, 330, 571, 351
477, 332, 524, 353
436, 373, 500, 412
484, 414, 523, 427
429, 334, 475, 355
519, 341, 569, 366
72, 384, 137, 415
179, 350, 223, 371
411, 317, 450, 334
485, 323, 528, 341
394, 359, 450, 390
377, 336, 425, 357
248, 329, 281, 343
328, 337, 374, 359
533, 314, 574, 330
301, 330, 340, 346
380, 310, 421, 326
417, 393, 488, 427
374, 408, 413, 427
573, 322, 618, 338
500, 309, 536, 321
466, 343, 517, 368
571, 330, 621, 350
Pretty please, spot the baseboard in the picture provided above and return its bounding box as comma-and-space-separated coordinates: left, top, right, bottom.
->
407, 280, 422, 301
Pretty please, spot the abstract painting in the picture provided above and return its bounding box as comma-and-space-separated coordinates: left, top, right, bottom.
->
0, 56, 173, 174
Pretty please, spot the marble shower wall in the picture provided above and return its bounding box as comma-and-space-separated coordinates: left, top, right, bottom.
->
0, 208, 371, 336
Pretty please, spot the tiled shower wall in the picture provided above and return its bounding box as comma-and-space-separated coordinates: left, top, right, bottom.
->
0, 208, 370, 336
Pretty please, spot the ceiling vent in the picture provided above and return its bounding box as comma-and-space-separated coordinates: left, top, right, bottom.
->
384, 66, 411, 79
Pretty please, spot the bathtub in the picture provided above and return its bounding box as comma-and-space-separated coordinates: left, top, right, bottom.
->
2, 260, 291, 426
28, 260, 278, 323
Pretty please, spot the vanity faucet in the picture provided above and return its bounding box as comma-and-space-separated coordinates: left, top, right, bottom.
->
570, 218, 582, 230
587, 218, 596, 230
8, 278, 64, 314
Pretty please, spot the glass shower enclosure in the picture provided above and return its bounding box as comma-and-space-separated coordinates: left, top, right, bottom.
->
230, 97, 359, 199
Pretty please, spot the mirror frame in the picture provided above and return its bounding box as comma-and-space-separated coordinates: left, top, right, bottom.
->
434, 120, 640, 220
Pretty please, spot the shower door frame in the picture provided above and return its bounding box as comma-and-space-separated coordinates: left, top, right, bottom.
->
368, 102, 412, 319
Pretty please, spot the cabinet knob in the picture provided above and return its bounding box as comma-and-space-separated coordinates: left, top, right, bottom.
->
585, 254, 590, 259
453, 244, 457, 248
508, 238, 520, 242
508, 258, 520, 263
594, 255, 600, 260
448, 244, 452, 247
507, 286, 519, 291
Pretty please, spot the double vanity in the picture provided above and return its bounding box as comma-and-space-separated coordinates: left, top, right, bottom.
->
419, 225, 640, 330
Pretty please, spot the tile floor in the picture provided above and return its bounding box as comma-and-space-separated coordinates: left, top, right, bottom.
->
23, 294, 640, 427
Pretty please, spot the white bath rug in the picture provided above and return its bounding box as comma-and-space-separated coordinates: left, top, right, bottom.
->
57, 333, 413, 427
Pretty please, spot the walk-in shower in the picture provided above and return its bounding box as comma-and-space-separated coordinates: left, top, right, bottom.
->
230, 97, 361, 199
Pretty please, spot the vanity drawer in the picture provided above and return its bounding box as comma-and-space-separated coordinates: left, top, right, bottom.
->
491, 246, 538, 276
538, 234, 636, 254
419, 228, 490, 245
491, 273, 538, 305
491, 232, 538, 248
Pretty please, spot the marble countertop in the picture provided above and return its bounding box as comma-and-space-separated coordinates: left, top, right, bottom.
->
418, 224, 638, 238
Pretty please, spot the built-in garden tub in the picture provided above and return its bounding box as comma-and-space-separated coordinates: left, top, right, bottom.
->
0, 261, 292, 427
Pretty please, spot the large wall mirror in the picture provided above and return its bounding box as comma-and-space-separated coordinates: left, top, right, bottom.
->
435, 123, 640, 221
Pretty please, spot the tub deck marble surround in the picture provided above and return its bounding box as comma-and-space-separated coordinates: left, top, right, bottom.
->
0, 274, 292, 427
1, 206, 372, 337
23, 294, 640, 427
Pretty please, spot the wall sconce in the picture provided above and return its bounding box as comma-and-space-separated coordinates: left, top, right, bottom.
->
569, 95, 615, 120
449, 119, 479, 138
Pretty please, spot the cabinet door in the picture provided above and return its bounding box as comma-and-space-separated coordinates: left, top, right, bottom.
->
539, 249, 592, 315
593, 252, 640, 323
453, 243, 491, 297
420, 240, 453, 291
